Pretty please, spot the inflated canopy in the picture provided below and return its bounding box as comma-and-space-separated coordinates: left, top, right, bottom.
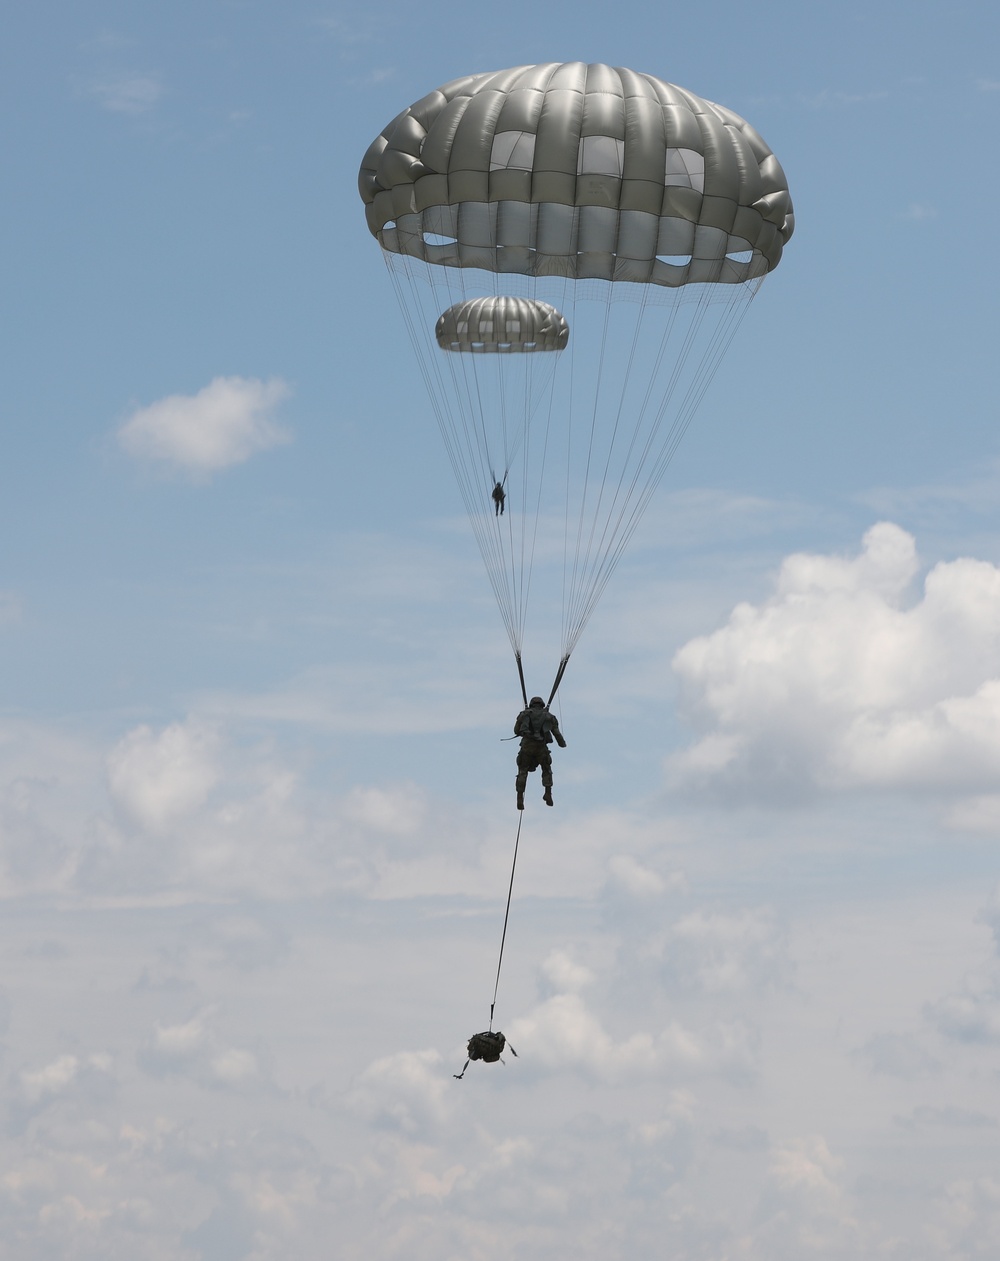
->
360, 64, 794, 700
436, 296, 569, 353
359, 62, 794, 287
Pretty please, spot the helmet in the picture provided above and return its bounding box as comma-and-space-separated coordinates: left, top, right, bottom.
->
529, 696, 545, 707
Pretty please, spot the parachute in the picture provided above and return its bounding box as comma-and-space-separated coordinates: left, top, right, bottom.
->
359, 62, 793, 704
435, 295, 569, 353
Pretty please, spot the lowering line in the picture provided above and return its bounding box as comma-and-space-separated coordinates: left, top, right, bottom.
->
489, 808, 524, 1031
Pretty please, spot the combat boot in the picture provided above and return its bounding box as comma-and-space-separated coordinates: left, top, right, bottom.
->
543, 787, 553, 807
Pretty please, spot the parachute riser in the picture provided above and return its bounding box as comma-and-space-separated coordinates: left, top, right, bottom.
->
515, 653, 528, 709
547, 654, 570, 708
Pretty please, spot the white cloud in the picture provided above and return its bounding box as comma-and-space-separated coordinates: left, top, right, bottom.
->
926, 986, 1000, 1044
209, 1048, 260, 1087
977, 885, 1000, 941
897, 1105, 998, 1129
9, 1052, 116, 1133
17, 1055, 80, 1105
605, 854, 671, 899
0, 710, 518, 903
769, 1135, 844, 1200
934, 1177, 1000, 1259
88, 72, 163, 114
346, 1050, 452, 1136
200, 914, 291, 972
107, 720, 219, 833
344, 782, 427, 840
670, 523, 1000, 801
508, 993, 671, 1079
509, 952, 758, 1084
117, 376, 291, 476
659, 907, 791, 994
745, 1136, 865, 1259
625, 1094, 697, 1199
856, 1031, 941, 1079
539, 949, 594, 995
922, 895, 1000, 1046
137, 1011, 266, 1092
0, 719, 107, 897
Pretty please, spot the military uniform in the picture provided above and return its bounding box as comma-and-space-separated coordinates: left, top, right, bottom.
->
514, 697, 566, 808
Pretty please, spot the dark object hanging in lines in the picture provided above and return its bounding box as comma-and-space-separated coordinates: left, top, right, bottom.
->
454, 1030, 518, 1080
453, 799, 525, 1083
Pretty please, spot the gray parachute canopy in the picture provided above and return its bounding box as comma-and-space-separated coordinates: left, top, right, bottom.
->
359, 62, 793, 287
359, 64, 793, 695
436, 296, 569, 353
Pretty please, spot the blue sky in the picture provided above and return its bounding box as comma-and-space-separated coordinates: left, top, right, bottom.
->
3, 2, 1000, 1257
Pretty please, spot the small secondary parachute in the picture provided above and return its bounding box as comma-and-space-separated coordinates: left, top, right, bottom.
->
360, 62, 793, 702
435, 296, 569, 353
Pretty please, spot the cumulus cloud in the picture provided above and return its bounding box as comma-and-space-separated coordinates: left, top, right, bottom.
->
625, 1093, 697, 1199
343, 782, 428, 843
0, 719, 107, 896
0, 710, 511, 903
896, 1105, 998, 1130
605, 854, 674, 899
926, 986, 1000, 1045
509, 950, 758, 1083
17, 1055, 81, 1106
8, 1052, 116, 1134
746, 1136, 865, 1258
117, 376, 291, 476
856, 1031, 941, 1079
538, 949, 595, 996
769, 1135, 845, 1202
918, 889, 1000, 1051
200, 914, 292, 972
510, 992, 674, 1079
933, 1177, 1000, 1259
137, 1011, 267, 1092
107, 720, 219, 833
346, 1050, 451, 1136
669, 523, 1000, 802
977, 886, 1000, 950
657, 907, 792, 994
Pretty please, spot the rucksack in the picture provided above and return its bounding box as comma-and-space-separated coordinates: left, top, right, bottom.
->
517, 707, 548, 740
